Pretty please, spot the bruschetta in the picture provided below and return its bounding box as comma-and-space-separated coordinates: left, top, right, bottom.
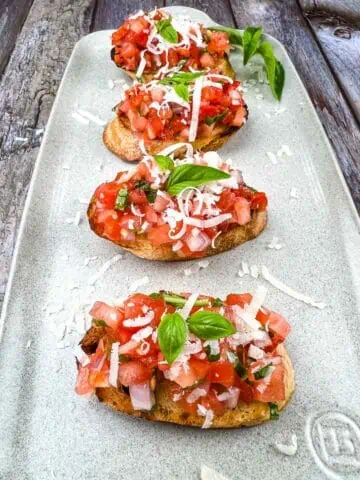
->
87, 147, 267, 261
111, 9, 235, 82
75, 287, 294, 428
103, 72, 248, 162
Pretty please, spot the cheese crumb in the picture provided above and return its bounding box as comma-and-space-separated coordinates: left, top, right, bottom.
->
201, 465, 230, 480
274, 434, 298, 456
129, 276, 150, 293
266, 151, 278, 165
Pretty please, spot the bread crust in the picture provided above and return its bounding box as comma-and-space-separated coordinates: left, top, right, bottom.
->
87, 197, 267, 261
80, 328, 294, 428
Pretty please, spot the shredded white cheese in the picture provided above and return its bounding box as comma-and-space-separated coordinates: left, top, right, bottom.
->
201, 466, 230, 480
109, 342, 120, 386
262, 266, 326, 309
178, 293, 199, 319
88, 254, 123, 285
277, 144, 293, 157
197, 404, 214, 429
274, 434, 298, 456
290, 187, 298, 199
76, 108, 106, 126
189, 75, 203, 141
129, 276, 150, 293
72, 111, 89, 125
266, 151, 278, 165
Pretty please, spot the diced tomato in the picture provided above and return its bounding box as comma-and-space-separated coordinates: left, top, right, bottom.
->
147, 224, 172, 245
136, 161, 153, 182
172, 358, 209, 388
267, 312, 291, 341
167, 49, 179, 66
116, 327, 133, 345
145, 204, 159, 223
151, 87, 164, 103
217, 190, 236, 211
147, 116, 164, 139
140, 353, 159, 369
208, 361, 235, 387
157, 352, 170, 371
88, 369, 110, 388
129, 189, 148, 205
251, 192, 268, 211
132, 115, 148, 132
232, 106, 246, 127
234, 197, 251, 225
89, 301, 124, 330
200, 52, 215, 68
118, 360, 152, 386
129, 17, 149, 34
75, 366, 94, 396
207, 31, 230, 55
201, 389, 226, 416
234, 376, 253, 403
189, 357, 210, 380
225, 293, 252, 307
94, 182, 119, 208
153, 192, 172, 212
124, 293, 166, 326
253, 364, 285, 403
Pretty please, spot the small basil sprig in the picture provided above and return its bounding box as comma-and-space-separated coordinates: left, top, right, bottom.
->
158, 313, 187, 364
209, 25, 285, 100
154, 155, 175, 172
227, 351, 247, 378
159, 72, 204, 85
134, 180, 157, 203
115, 188, 128, 210
156, 17, 178, 44
269, 402, 279, 420
166, 164, 231, 196
188, 311, 236, 340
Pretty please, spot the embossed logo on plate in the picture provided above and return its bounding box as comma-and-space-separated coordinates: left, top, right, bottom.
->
306, 411, 360, 479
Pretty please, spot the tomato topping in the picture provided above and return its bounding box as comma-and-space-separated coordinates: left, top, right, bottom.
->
89, 302, 124, 330
147, 224, 173, 245
75, 366, 94, 396
118, 360, 152, 386
207, 31, 231, 55
225, 293, 252, 307
253, 364, 285, 403
208, 361, 235, 387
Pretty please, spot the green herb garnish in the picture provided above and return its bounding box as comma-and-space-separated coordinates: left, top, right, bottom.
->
227, 351, 247, 378
254, 363, 273, 380
204, 110, 228, 126
204, 344, 221, 362
212, 297, 224, 307
151, 292, 210, 309
119, 354, 130, 363
154, 155, 175, 172
92, 319, 108, 328
188, 311, 236, 340
174, 83, 189, 102
166, 164, 231, 196
269, 402, 279, 420
158, 312, 187, 363
159, 71, 204, 85
257, 42, 285, 101
134, 180, 157, 204
156, 17, 178, 44
242, 26, 263, 65
115, 188, 128, 211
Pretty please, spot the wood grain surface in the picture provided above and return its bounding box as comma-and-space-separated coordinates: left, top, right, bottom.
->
0, 0, 359, 310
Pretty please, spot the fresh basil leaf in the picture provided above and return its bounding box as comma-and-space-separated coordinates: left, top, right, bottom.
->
156, 18, 178, 44
188, 311, 236, 340
208, 26, 243, 46
174, 83, 189, 102
269, 402, 279, 420
242, 26, 263, 65
212, 297, 224, 307
146, 190, 157, 204
254, 362, 273, 380
154, 155, 175, 172
159, 71, 204, 86
166, 164, 231, 196
115, 188, 128, 211
158, 312, 187, 363
204, 110, 228, 126
257, 41, 285, 101
92, 319, 108, 328
227, 351, 247, 378
204, 345, 221, 362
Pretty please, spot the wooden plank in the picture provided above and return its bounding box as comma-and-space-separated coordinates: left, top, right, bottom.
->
230, 0, 360, 213
0, 0, 96, 307
0, 0, 34, 76
299, 0, 360, 122
92, 0, 164, 31
165, 0, 235, 26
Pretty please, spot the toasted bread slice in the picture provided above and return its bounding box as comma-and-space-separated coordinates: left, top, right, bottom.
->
80, 327, 294, 428
87, 198, 267, 261
103, 115, 243, 162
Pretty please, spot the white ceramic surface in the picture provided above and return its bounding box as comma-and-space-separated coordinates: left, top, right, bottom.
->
1, 6, 360, 480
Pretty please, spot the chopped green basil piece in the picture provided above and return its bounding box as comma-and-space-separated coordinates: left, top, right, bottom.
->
92, 319, 108, 328
269, 402, 279, 420
134, 180, 157, 204
119, 354, 130, 363
204, 345, 221, 362
115, 188, 128, 211
156, 18, 178, 44
254, 362, 273, 380
212, 297, 224, 307
204, 110, 228, 126
152, 292, 210, 309
174, 83, 189, 102
159, 71, 204, 86
227, 351, 247, 378
242, 26, 263, 65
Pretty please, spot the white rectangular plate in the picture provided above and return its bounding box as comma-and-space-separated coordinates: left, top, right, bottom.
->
1, 6, 360, 480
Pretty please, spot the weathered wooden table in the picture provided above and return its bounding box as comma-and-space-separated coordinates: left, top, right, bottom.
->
0, 0, 359, 310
